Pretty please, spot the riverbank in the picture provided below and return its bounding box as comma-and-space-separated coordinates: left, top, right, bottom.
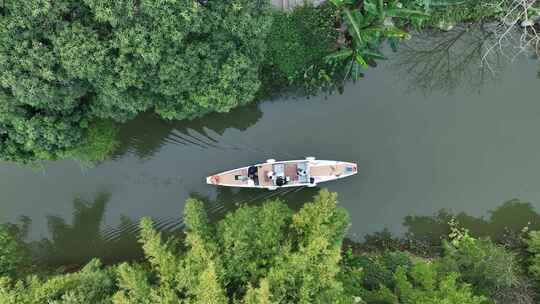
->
1, 190, 539, 303
1, 0, 538, 165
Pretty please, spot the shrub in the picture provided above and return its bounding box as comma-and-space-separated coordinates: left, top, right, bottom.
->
0, 259, 116, 304
380, 251, 413, 274
264, 4, 342, 93
527, 231, 540, 281
65, 120, 119, 164
394, 262, 486, 304
0, 226, 26, 278
438, 225, 519, 297
357, 256, 394, 290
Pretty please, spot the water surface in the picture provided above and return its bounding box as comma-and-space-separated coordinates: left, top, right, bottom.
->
1, 28, 539, 265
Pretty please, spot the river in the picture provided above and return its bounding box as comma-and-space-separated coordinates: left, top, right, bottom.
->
1, 27, 539, 265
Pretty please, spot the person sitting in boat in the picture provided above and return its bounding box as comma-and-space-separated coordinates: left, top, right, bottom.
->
267, 171, 275, 180
276, 176, 288, 186
248, 166, 257, 178
298, 168, 307, 176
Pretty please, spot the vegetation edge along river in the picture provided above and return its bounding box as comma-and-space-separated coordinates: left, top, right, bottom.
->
1, 0, 539, 164
3, 189, 540, 303
1, 0, 540, 303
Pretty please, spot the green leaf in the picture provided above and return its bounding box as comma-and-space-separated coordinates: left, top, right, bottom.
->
325, 49, 354, 62
363, 0, 379, 16
383, 27, 411, 39
343, 9, 365, 46
359, 26, 385, 42
329, 0, 345, 7
361, 50, 387, 60
355, 54, 368, 68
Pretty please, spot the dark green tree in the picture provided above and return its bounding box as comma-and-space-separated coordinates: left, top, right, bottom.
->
0, 0, 273, 163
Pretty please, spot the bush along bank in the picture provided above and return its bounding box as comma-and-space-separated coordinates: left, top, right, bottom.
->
1, 0, 538, 164
2, 190, 540, 303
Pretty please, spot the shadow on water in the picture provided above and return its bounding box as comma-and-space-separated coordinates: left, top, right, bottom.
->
31, 193, 143, 266
24, 186, 321, 267
392, 23, 506, 95
114, 103, 263, 160
358, 198, 540, 255
9, 189, 540, 266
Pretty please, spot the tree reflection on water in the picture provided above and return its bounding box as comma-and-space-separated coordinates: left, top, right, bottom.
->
114, 102, 263, 160
403, 198, 540, 247
392, 23, 506, 95
8, 186, 539, 267
20, 187, 321, 267
358, 198, 540, 256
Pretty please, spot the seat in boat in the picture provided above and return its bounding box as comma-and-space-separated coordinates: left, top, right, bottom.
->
258, 164, 274, 187
284, 163, 298, 182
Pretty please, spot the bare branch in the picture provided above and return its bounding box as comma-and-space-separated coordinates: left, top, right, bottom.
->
482, 0, 540, 73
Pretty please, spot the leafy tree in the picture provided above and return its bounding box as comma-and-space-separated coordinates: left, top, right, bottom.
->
327, 0, 428, 79
264, 4, 343, 93
65, 120, 119, 164
1, 191, 536, 303
339, 248, 487, 304
0, 259, 116, 304
113, 189, 351, 303
0, 0, 273, 163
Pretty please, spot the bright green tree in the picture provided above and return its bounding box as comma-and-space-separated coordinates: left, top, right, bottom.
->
393, 262, 486, 304
0, 259, 116, 304
113, 189, 351, 303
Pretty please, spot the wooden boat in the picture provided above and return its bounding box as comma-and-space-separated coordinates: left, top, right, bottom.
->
206, 157, 357, 190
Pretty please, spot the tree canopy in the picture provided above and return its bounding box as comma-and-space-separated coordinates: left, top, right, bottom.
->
0, 0, 272, 162
2, 189, 538, 303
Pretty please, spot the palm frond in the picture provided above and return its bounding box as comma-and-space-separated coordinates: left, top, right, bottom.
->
343, 8, 366, 45
325, 49, 354, 62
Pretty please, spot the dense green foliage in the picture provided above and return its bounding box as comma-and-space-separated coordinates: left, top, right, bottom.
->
0, 259, 117, 304
327, 0, 428, 79
438, 224, 520, 300
0, 225, 27, 278
264, 5, 344, 93
340, 249, 487, 304
65, 120, 119, 163
3, 190, 540, 303
527, 231, 540, 281
114, 190, 349, 303
1, 0, 537, 163
0, 0, 272, 163
0, 190, 351, 303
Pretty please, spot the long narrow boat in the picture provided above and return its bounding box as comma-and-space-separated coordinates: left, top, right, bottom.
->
206, 157, 357, 190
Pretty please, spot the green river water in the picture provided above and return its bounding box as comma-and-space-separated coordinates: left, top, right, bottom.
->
1, 28, 539, 265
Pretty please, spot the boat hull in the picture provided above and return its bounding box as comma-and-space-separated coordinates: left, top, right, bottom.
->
206, 159, 357, 190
